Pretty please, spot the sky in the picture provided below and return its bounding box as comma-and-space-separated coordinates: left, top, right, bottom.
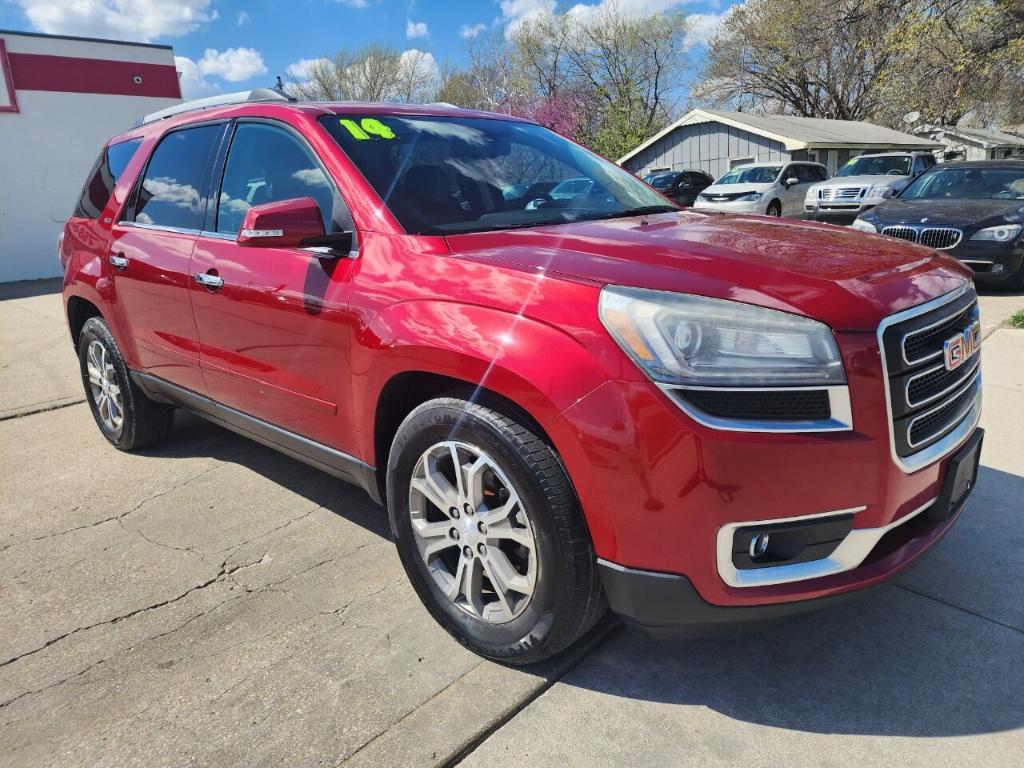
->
0, 0, 741, 99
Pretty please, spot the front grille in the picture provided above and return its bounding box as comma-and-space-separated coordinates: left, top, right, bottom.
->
819, 187, 864, 201
903, 304, 975, 364
680, 389, 831, 421
919, 228, 962, 249
882, 226, 918, 243
881, 225, 963, 250
880, 287, 981, 461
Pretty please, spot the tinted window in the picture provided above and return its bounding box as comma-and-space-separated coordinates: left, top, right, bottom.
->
795, 165, 819, 183
74, 138, 142, 218
216, 123, 347, 236
133, 125, 220, 230
319, 115, 671, 235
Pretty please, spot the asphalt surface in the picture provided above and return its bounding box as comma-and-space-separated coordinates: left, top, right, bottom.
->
1, 279, 1022, 767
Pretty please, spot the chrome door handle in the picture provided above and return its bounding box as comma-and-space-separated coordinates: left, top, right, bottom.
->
109, 253, 129, 269
194, 272, 224, 289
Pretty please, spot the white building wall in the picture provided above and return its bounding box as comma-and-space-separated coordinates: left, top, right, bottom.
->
0, 33, 181, 282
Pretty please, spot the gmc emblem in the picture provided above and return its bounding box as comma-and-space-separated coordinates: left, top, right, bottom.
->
943, 321, 981, 372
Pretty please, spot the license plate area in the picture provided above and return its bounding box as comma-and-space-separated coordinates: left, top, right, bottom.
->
929, 428, 983, 522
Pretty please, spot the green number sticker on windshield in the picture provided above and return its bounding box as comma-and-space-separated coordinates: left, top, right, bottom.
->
339, 117, 397, 140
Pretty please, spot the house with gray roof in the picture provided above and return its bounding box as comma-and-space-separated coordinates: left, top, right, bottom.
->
914, 125, 1024, 161
618, 108, 942, 180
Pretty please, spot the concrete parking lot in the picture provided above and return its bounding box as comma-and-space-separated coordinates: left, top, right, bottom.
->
1, 280, 1022, 768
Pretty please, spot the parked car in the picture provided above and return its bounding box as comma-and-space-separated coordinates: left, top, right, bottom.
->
852, 160, 1024, 290
61, 92, 983, 664
642, 169, 714, 207
692, 161, 827, 217
806, 151, 937, 224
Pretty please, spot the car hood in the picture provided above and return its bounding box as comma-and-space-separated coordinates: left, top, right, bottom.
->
444, 211, 969, 332
821, 174, 906, 187
701, 182, 773, 196
868, 197, 1024, 227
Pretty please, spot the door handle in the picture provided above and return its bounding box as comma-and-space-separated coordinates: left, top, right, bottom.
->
194, 272, 224, 290
109, 253, 129, 269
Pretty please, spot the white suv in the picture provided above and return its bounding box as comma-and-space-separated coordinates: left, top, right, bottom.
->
693, 162, 828, 218
805, 152, 937, 224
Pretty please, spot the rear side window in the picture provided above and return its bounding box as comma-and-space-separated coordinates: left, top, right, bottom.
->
74, 138, 143, 218
132, 125, 221, 231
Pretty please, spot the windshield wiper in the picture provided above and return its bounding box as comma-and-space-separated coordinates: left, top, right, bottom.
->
582, 205, 679, 221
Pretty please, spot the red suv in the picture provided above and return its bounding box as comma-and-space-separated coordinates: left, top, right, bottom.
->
60, 92, 984, 663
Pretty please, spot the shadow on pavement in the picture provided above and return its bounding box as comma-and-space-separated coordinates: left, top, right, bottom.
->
136, 409, 392, 541
561, 464, 1024, 738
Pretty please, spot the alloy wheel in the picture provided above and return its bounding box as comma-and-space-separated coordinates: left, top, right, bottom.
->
408, 440, 537, 623
86, 339, 124, 434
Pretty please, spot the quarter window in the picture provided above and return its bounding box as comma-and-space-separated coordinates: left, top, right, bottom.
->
132, 125, 221, 230
216, 123, 347, 236
74, 138, 143, 219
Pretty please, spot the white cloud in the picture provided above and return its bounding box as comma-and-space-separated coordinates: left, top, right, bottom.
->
684, 11, 727, 48
336, 0, 369, 6
197, 47, 267, 82
237, 11, 250, 26
406, 19, 428, 39
286, 57, 330, 80
500, 0, 556, 34
15, 0, 215, 43
400, 49, 439, 82
174, 55, 214, 99
459, 22, 487, 38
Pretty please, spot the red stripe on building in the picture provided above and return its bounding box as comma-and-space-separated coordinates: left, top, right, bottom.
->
8, 52, 181, 99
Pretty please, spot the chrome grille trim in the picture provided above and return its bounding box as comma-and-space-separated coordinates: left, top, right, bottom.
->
906, 372, 980, 449
881, 225, 963, 250
876, 283, 981, 474
904, 355, 981, 409
901, 301, 976, 366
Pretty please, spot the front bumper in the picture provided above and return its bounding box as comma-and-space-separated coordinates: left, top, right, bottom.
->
946, 241, 1024, 283
693, 198, 767, 215
554, 328, 981, 624
807, 202, 883, 224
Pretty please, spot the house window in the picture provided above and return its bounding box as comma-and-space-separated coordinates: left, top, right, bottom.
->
729, 156, 755, 169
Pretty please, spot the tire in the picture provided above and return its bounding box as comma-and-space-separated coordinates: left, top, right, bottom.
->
386, 396, 606, 664
78, 316, 174, 450
766, 200, 782, 217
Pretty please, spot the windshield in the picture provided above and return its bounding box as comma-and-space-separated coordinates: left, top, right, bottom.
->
644, 171, 680, 188
318, 115, 675, 235
715, 166, 782, 185
901, 167, 1024, 200
836, 155, 911, 177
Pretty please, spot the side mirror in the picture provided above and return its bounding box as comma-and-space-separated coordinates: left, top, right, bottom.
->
784, 177, 799, 188
237, 197, 353, 255
883, 188, 897, 199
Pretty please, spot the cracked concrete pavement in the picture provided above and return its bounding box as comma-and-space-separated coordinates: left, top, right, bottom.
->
1, 279, 1022, 767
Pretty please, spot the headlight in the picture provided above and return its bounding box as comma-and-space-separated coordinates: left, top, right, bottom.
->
866, 184, 890, 198
804, 187, 817, 202
970, 224, 1022, 242
736, 192, 762, 202
598, 287, 846, 387
697, 193, 710, 201
851, 219, 876, 233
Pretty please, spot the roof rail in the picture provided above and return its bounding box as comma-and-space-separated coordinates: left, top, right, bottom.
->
135, 88, 296, 127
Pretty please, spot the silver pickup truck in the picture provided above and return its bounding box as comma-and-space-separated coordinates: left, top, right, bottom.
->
805, 152, 937, 224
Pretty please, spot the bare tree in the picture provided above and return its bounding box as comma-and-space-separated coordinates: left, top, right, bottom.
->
286, 43, 439, 103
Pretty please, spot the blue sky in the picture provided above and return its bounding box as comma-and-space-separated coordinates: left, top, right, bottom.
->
0, 0, 738, 99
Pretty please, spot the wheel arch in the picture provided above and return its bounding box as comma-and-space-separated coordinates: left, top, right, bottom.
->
65, 295, 104, 350
372, 370, 560, 504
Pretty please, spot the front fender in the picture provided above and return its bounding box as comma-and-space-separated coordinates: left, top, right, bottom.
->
354, 299, 614, 441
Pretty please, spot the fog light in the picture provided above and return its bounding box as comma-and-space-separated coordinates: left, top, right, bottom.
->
749, 533, 771, 560
992, 264, 1005, 274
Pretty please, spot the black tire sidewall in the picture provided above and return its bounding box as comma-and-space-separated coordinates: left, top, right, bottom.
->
767, 200, 782, 216
387, 403, 568, 661
78, 318, 135, 448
